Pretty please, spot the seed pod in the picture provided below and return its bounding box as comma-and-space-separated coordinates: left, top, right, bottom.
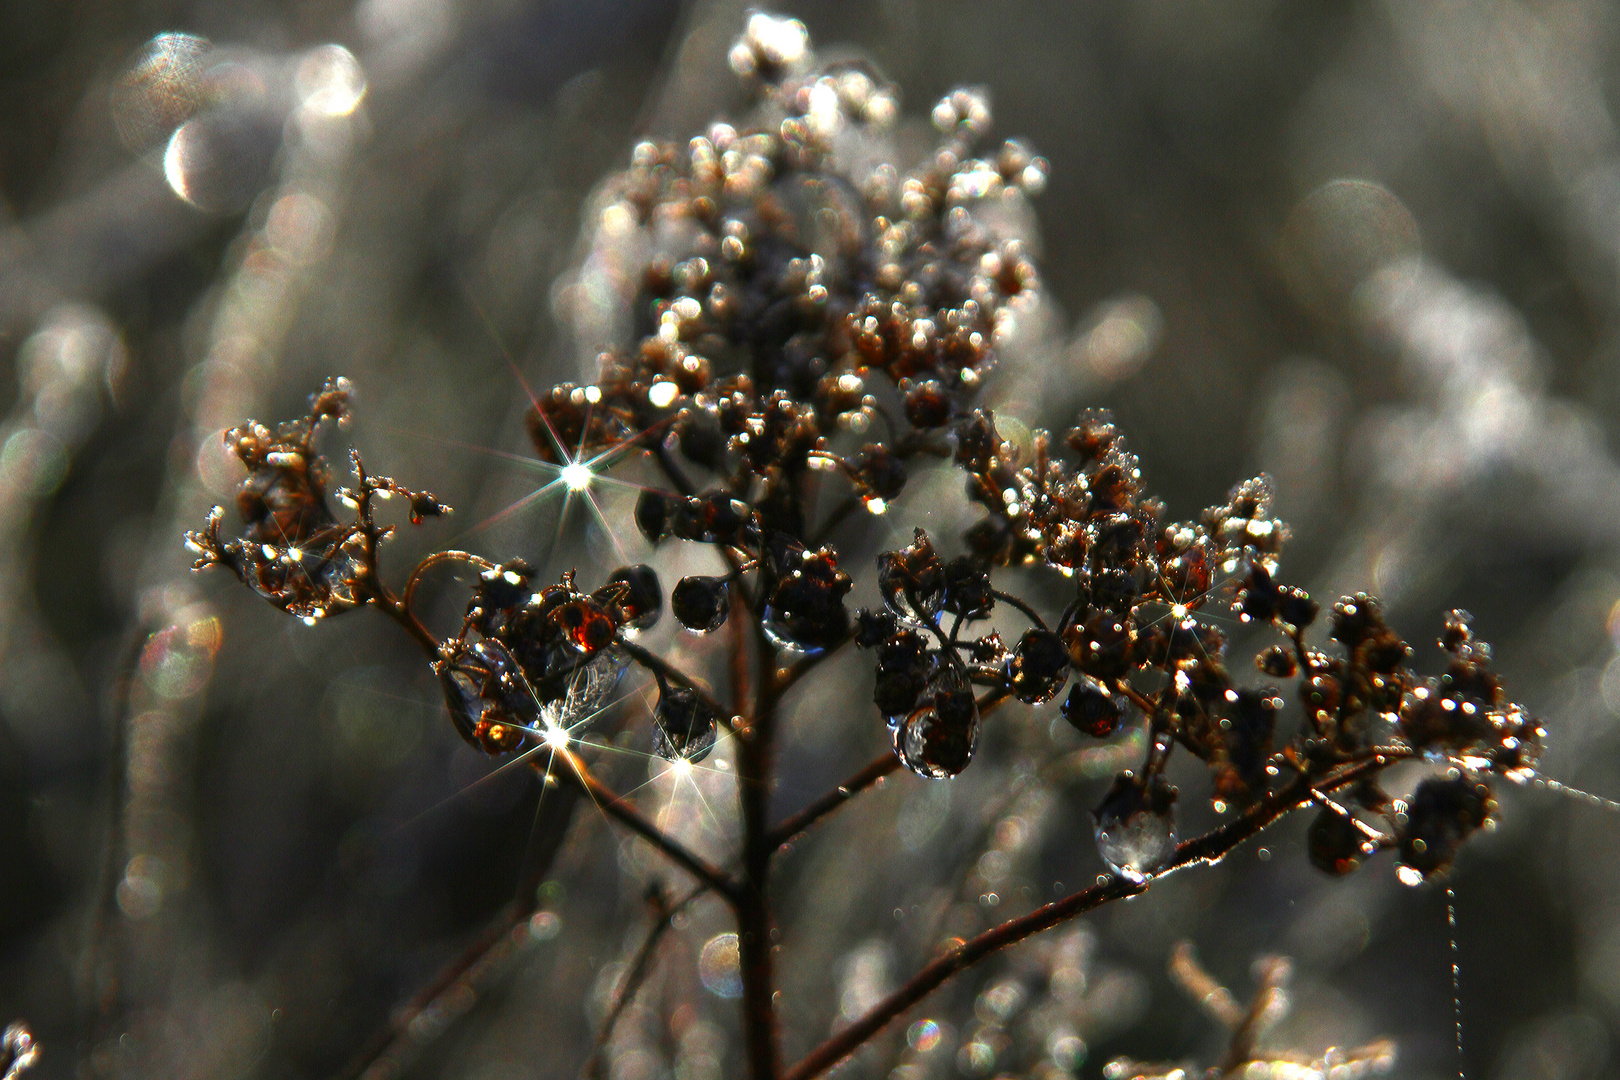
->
1307, 807, 1372, 877
877, 529, 945, 623
893, 672, 980, 779
600, 564, 662, 630
1061, 677, 1121, 738
672, 575, 731, 632
653, 678, 721, 763
636, 489, 674, 542
1396, 773, 1494, 884
1005, 628, 1069, 704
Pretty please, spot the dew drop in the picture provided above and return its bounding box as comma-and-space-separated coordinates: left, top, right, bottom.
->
1093, 773, 1177, 882
892, 670, 980, 779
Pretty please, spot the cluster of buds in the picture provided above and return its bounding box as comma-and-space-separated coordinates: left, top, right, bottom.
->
534, 10, 1047, 550
185, 378, 446, 624
435, 562, 657, 754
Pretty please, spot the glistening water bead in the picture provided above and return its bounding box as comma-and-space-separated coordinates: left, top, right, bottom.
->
1093, 774, 1178, 882
653, 677, 720, 763
672, 575, 730, 632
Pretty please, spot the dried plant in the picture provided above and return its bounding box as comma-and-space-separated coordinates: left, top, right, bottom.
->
1, 1023, 39, 1080
186, 13, 1547, 1080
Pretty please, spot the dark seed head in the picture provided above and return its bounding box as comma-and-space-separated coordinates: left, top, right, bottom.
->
1062, 678, 1121, 738
1006, 628, 1070, 704
1307, 807, 1371, 877
600, 564, 663, 630
672, 575, 731, 632
635, 489, 674, 543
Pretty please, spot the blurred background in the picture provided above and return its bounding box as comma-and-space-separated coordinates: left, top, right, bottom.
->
4, 0, 1620, 1078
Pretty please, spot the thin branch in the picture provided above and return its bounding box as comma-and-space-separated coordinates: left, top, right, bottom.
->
584, 884, 705, 1080
772, 632, 853, 695
735, 615, 784, 1080
1219, 954, 1291, 1075
548, 750, 741, 905
336, 782, 580, 1080
768, 753, 900, 852
780, 751, 1412, 1080
620, 641, 732, 723
402, 549, 497, 613
989, 589, 1048, 631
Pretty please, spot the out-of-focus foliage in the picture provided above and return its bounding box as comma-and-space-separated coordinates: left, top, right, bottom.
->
4, 2, 1620, 1079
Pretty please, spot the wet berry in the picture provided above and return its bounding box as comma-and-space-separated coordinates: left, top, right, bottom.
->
672, 575, 731, 632
636, 489, 674, 542
1396, 773, 1493, 883
1307, 808, 1372, 877
1061, 677, 1121, 738
600, 564, 662, 630
877, 529, 946, 623
653, 678, 721, 762
1005, 628, 1070, 704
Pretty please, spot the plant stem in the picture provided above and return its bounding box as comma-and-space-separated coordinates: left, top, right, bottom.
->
550, 751, 740, 903
780, 751, 1410, 1080
336, 782, 580, 1080
767, 753, 900, 852
736, 615, 782, 1080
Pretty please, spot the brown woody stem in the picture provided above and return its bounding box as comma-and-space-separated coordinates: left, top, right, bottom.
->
736, 616, 782, 1080
780, 750, 1412, 1080
547, 751, 741, 904
767, 753, 900, 852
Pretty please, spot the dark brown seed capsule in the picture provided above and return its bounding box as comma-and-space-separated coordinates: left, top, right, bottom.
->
1061, 677, 1121, 738
1307, 808, 1371, 877
1276, 586, 1318, 630
1005, 628, 1070, 704
601, 564, 662, 630
672, 575, 730, 632
942, 554, 994, 619
904, 379, 951, 427
1396, 773, 1494, 883
636, 489, 674, 542
1256, 645, 1297, 678
672, 491, 752, 544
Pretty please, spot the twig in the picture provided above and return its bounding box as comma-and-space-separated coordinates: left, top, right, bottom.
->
767, 753, 900, 851
780, 752, 1412, 1080
549, 750, 741, 904
1168, 942, 1243, 1029
1219, 954, 1291, 1075
336, 782, 580, 1080
584, 884, 705, 1080
401, 549, 497, 613
78, 623, 152, 1048
735, 617, 783, 1079
989, 590, 1048, 630
620, 641, 732, 723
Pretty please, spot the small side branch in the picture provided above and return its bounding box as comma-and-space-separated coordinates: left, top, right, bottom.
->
546, 751, 740, 905
781, 752, 1410, 1080
768, 753, 900, 852
585, 884, 704, 1080
620, 641, 732, 723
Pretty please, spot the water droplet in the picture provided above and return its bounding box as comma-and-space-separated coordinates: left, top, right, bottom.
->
1093, 773, 1177, 882
673, 575, 730, 632
653, 678, 720, 763
893, 669, 980, 779
699, 932, 743, 998
877, 529, 945, 624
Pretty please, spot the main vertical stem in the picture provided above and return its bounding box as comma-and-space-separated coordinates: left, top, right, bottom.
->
736, 613, 781, 1080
